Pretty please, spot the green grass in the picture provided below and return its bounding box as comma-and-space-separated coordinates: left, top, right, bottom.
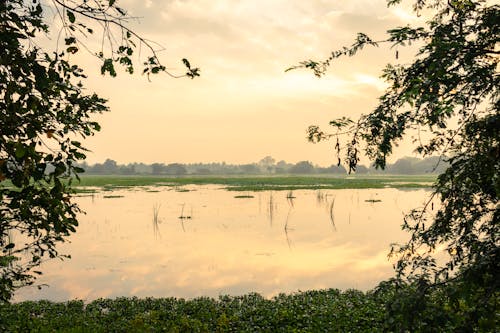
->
72, 175, 436, 192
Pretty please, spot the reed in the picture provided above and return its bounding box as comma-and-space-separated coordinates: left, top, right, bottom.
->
316, 190, 326, 204
329, 197, 336, 231
284, 206, 293, 249
177, 203, 192, 232
268, 192, 275, 226
286, 190, 295, 207
152, 204, 161, 239
285, 227, 292, 249
234, 194, 254, 198
178, 203, 192, 219
284, 206, 293, 232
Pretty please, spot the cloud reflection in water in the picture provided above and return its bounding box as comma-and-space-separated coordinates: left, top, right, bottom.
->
14, 186, 432, 302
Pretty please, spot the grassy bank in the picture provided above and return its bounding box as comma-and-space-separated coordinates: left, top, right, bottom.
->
73, 174, 436, 192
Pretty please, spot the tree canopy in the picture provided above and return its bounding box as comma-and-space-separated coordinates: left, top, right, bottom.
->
0, 0, 198, 302
293, 0, 498, 330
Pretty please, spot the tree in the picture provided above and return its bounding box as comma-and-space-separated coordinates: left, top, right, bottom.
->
316, 164, 347, 174
292, 0, 498, 330
388, 157, 419, 174
151, 163, 166, 175
258, 156, 276, 173
0, 0, 198, 302
102, 159, 118, 174
164, 163, 187, 176
275, 160, 292, 174
289, 161, 315, 174
118, 164, 135, 175
240, 163, 260, 174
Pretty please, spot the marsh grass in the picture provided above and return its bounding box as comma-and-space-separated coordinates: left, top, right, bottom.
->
73, 188, 97, 194
284, 206, 294, 249
178, 204, 192, 220
316, 190, 326, 205
329, 196, 336, 231
286, 190, 295, 207
234, 193, 254, 198
73, 175, 435, 192
365, 199, 382, 203
177, 203, 193, 232
267, 192, 276, 226
152, 204, 161, 239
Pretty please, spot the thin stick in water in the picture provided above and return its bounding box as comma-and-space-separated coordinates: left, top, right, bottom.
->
152, 203, 161, 239
329, 196, 336, 231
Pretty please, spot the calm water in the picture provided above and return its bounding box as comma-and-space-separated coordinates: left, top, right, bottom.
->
14, 186, 433, 302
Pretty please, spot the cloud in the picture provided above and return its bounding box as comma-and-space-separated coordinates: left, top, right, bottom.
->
38, 0, 422, 165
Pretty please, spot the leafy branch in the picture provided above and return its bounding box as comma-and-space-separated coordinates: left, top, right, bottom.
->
50, 0, 200, 79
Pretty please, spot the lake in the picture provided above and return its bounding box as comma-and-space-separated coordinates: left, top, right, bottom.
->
14, 185, 433, 302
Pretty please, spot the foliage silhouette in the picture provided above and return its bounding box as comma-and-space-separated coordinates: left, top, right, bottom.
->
0, 0, 198, 302
291, 0, 498, 330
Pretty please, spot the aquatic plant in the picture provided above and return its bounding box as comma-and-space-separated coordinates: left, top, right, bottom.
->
267, 192, 276, 226
329, 196, 336, 231
152, 204, 161, 239
234, 194, 254, 199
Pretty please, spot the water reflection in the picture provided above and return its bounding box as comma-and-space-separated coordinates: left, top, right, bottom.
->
14, 186, 434, 302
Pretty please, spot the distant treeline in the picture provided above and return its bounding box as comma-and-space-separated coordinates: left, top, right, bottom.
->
77, 156, 447, 176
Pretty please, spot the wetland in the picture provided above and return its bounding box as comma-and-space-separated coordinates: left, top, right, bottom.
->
14, 176, 436, 303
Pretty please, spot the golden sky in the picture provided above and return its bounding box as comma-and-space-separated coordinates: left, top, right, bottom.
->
53, 0, 425, 166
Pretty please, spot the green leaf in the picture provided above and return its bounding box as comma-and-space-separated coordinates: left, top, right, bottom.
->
100, 58, 117, 77
116, 7, 126, 15
67, 46, 79, 54
67, 11, 75, 24
15, 144, 26, 159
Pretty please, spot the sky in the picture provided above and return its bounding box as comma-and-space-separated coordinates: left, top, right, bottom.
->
44, 0, 425, 166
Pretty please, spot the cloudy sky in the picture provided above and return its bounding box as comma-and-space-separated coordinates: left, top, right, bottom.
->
50, 0, 424, 166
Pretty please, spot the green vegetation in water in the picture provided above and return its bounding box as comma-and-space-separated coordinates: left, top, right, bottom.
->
2, 284, 489, 332
152, 204, 161, 239
72, 175, 435, 192
73, 188, 98, 194
0, 290, 387, 332
178, 204, 192, 220
74, 194, 95, 198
